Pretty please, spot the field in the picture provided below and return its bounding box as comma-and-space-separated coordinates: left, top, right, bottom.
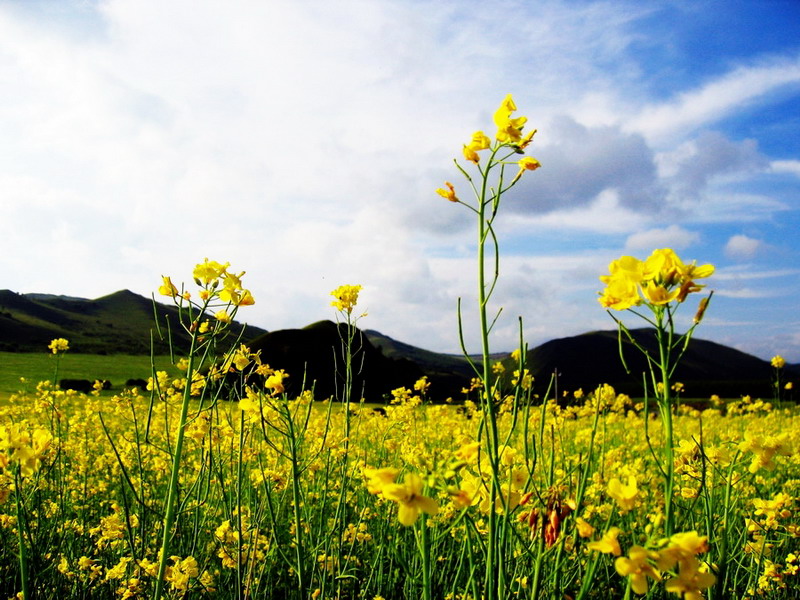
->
0, 352, 179, 401
1, 358, 798, 599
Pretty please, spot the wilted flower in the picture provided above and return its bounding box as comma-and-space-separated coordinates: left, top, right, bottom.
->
436, 182, 459, 203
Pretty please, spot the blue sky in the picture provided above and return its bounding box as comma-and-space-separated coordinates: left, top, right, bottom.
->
1, 0, 799, 363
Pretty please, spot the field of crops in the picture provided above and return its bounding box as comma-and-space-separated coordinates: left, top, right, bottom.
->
1, 368, 798, 599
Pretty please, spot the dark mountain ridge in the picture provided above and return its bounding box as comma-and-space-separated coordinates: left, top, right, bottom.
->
1, 289, 795, 401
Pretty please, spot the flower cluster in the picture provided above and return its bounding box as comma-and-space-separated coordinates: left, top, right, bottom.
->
598, 249, 714, 311
590, 529, 715, 598
48, 337, 70, 354
437, 94, 540, 204
330, 284, 362, 314
160, 258, 255, 307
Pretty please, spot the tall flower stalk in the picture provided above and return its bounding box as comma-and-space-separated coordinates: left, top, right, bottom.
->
438, 94, 540, 600
598, 248, 714, 536
151, 260, 254, 599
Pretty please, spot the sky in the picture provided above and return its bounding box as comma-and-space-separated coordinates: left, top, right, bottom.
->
1, 0, 799, 362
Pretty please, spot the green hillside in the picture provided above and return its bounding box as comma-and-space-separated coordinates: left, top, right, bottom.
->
0, 289, 267, 354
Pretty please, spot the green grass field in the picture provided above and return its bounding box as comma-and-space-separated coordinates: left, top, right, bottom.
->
0, 352, 178, 399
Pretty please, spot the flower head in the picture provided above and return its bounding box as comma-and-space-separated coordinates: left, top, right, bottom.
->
493, 94, 528, 143
615, 545, 661, 595
771, 355, 786, 369
159, 276, 179, 297
193, 258, 229, 286
330, 284, 362, 314
587, 526, 622, 556
48, 338, 70, 354
607, 476, 639, 512
381, 472, 439, 526
599, 249, 714, 311
436, 181, 459, 202
463, 131, 491, 163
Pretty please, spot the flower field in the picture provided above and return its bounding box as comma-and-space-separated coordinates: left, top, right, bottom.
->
2, 95, 798, 599
1, 373, 798, 599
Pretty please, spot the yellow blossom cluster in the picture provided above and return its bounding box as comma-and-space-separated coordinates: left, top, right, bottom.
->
598, 248, 714, 311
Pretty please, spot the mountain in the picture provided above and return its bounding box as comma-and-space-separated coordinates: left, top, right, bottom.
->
0, 289, 267, 354
238, 321, 426, 402
1, 288, 794, 401
523, 329, 793, 399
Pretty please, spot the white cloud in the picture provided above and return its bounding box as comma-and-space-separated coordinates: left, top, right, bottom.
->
771, 160, 800, 176
628, 55, 800, 144
625, 225, 699, 252
724, 234, 764, 260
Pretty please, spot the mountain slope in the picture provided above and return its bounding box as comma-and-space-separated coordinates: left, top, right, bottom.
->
0, 289, 266, 354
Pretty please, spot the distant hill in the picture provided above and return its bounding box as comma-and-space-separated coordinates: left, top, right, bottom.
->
1, 288, 794, 401
521, 329, 796, 399
239, 321, 426, 402
0, 289, 267, 354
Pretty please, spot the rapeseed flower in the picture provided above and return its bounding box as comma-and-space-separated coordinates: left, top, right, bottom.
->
599, 249, 714, 310
436, 181, 459, 202
48, 337, 69, 354
607, 476, 638, 512
463, 131, 491, 163
493, 93, 527, 143
615, 545, 661, 594
330, 284, 362, 313
588, 527, 622, 556
381, 472, 439, 526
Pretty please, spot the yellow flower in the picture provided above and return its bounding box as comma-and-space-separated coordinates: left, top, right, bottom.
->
436, 181, 459, 202
214, 310, 232, 324
657, 531, 710, 571
48, 338, 70, 354
265, 370, 288, 395
193, 258, 229, 286
517, 156, 541, 172
607, 476, 638, 512
330, 284, 362, 313
771, 355, 786, 369
381, 473, 439, 526
663, 557, 715, 600
463, 131, 491, 163
615, 545, 661, 595
493, 94, 528, 143
598, 276, 640, 310
158, 276, 179, 297
575, 517, 595, 538
363, 466, 400, 495
641, 281, 680, 305
587, 526, 622, 556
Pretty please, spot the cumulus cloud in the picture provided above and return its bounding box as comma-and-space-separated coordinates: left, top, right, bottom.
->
658, 131, 768, 197
724, 234, 764, 260
624, 225, 699, 252
510, 115, 663, 214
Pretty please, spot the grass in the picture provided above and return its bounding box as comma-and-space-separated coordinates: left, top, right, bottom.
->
0, 352, 178, 398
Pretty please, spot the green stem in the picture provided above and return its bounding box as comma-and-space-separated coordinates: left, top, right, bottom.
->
14, 469, 30, 600
152, 337, 198, 599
